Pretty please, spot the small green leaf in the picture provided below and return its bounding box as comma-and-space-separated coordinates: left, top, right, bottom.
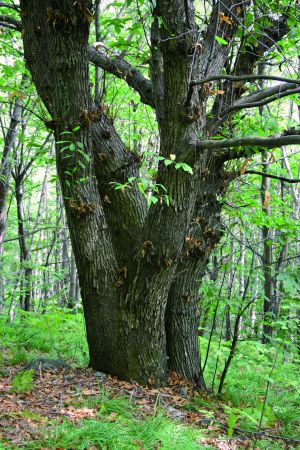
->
60, 145, 71, 152
175, 162, 193, 174
215, 35, 228, 45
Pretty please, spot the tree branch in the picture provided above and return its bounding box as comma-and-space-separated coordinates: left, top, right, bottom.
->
0, 2, 20, 10
208, 13, 290, 134
195, 131, 300, 160
232, 82, 299, 106
0, 14, 21, 30
186, 0, 247, 106
209, 84, 300, 129
87, 45, 154, 108
243, 170, 300, 184
0, 21, 154, 108
191, 74, 300, 87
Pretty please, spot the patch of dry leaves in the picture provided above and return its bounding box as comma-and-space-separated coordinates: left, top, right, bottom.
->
0, 365, 249, 448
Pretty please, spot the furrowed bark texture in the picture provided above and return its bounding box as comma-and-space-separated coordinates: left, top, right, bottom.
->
162, 0, 247, 383
20, 0, 128, 377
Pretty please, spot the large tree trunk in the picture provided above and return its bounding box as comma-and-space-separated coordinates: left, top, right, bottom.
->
20, 0, 128, 378
19, 0, 243, 385
20, 0, 285, 386
166, 167, 225, 384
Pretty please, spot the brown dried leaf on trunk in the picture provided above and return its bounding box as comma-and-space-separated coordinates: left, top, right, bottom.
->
209, 89, 225, 95
240, 158, 251, 175
218, 12, 233, 25
263, 191, 271, 209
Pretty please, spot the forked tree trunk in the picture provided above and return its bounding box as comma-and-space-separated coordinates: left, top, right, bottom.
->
19, 0, 248, 385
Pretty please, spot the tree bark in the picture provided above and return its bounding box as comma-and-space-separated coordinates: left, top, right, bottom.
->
19, 0, 248, 385
20, 0, 128, 378
68, 251, 77, 309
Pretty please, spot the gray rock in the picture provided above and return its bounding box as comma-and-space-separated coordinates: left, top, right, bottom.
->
24, 357, 70, 372
93, 371, 107, 378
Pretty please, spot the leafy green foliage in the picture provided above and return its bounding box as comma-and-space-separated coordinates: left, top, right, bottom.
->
8, 347, 30, 365
199, 338, 300, 438
0, 312, 89, 366
10, 370, 34, 394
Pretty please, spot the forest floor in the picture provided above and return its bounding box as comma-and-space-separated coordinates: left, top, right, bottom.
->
0, 360, 250, 449
0, 312, 299, 449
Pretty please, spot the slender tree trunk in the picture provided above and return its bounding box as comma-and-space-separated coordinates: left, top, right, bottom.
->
0, 82, 25, 245
0, 88, 25, 310
225, 306, 231, 341
15, 180, 32, 311
261, 153, 274, 343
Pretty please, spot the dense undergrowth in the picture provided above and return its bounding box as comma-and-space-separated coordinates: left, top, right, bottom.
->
0, 311, 299, 449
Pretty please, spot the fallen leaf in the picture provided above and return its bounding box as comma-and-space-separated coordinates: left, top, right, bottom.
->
60, 407, 97, 420
82, 388, 99, 396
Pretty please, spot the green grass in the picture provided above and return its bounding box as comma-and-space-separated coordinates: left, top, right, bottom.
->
23, 414, 205, 450
22, 391, 205, 450
1, 311, 299, 448
0, 310, 88, 366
